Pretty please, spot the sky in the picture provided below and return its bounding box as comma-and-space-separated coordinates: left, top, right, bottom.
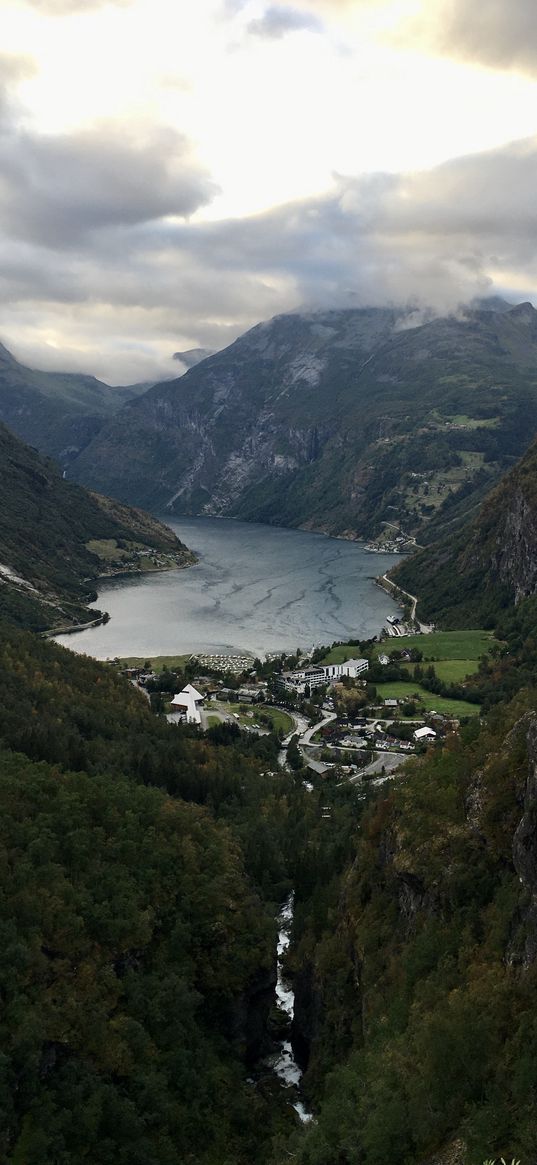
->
1, 0, 537, 382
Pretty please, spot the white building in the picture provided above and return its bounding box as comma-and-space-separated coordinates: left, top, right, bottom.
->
323, 658, 369, 682
413, 726, 436, 742
281, 658, 369, 692
171, 684, 205, 725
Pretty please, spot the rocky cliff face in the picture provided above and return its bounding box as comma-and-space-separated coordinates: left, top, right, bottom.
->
477, 460, 537, 604
70, 301, 537, 543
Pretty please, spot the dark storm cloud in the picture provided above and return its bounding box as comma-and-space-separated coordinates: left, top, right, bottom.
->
247, 5, 322, 39
0, 125, 218, 246
433, 0, 537, 75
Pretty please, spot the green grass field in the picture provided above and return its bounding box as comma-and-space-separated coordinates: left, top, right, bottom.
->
117, 655, 192, 672
373, 630, 496, 660
401, 659, 480, 683
224, 703, 294, 733
443, 414, 499, 429
322, 631, 496, 670
374, 682, 480, 718
321, 645, 367, 664
261, 706, 295, 734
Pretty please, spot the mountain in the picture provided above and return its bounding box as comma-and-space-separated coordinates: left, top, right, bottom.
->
69, 301, 537, 544
290, 688, 537, 1164
0, 341, 148, 466
0, 422, 195, 631
393, 431, 537, 628
173, 347, 216, 368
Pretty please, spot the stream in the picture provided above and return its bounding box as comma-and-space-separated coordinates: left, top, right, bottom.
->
265, 894, 313, 1124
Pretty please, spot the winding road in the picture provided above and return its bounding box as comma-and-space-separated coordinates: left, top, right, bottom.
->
380, 573, 432, 634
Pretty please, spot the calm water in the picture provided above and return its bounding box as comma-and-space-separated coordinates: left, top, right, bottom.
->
54, 517, 401, 659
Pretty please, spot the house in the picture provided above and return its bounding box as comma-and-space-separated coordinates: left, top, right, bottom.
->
170, 684, 205, 725
307, 758, 333, 776
383, 698, 399, 709
237, 685, 267, 703
378, 654, 390, 666
413, 726, 436, 742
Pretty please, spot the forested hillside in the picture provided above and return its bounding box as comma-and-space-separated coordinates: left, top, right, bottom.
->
0, 623, 312, 1162
285, 687, 537, 1165
0, 422, 194, 631
393, 432, 537, 628
268, 593, 537, 1164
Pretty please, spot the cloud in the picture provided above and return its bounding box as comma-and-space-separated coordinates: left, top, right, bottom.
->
21, 0, 132, 12
424, 0, 537, 76
0, 53, 35, 124
0, 124, 218, 246
3, 132, 537, 381
247, 5, 322, 39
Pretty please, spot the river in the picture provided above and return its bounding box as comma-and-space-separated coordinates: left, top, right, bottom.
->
55, 517, 400, 659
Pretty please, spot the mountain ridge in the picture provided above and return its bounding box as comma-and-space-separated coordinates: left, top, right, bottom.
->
0, 340, 150, 465
69, 301, 537, 545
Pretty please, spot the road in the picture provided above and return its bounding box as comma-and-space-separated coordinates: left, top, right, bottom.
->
347, 750, 407, 783
299, 712, 337, 747
380, 573, 433, 634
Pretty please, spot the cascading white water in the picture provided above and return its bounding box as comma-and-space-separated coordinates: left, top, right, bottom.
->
266, 893, 313, 1124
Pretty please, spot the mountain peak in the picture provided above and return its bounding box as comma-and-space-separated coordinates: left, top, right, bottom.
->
173, 348, 215, 369
0, 341, 18, 367
508, 301, 536, 323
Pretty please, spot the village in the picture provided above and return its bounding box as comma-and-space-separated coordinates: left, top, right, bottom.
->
116, 609, 489, 786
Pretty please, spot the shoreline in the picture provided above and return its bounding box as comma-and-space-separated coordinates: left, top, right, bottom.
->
51, 519, 404, 658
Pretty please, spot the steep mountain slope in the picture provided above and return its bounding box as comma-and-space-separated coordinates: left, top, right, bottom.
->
71, 301, 537, 542
0, 422, 194, 630
394, 432, 537, 627
287, 691, 537, 1164
0, 622, 300, 1164
0, 341, 148, 464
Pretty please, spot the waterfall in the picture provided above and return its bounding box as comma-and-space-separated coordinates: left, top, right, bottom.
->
266, 893, 313, 1124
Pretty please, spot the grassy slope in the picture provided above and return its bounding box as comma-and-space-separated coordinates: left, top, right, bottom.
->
374, 681, 480, 716
372, 630, 496, 659
322, 631, 495, 666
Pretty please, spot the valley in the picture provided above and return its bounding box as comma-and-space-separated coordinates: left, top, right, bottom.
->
65, 301, 537, 551
4, 1, 537, 1159
3, 303, 537, 1164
